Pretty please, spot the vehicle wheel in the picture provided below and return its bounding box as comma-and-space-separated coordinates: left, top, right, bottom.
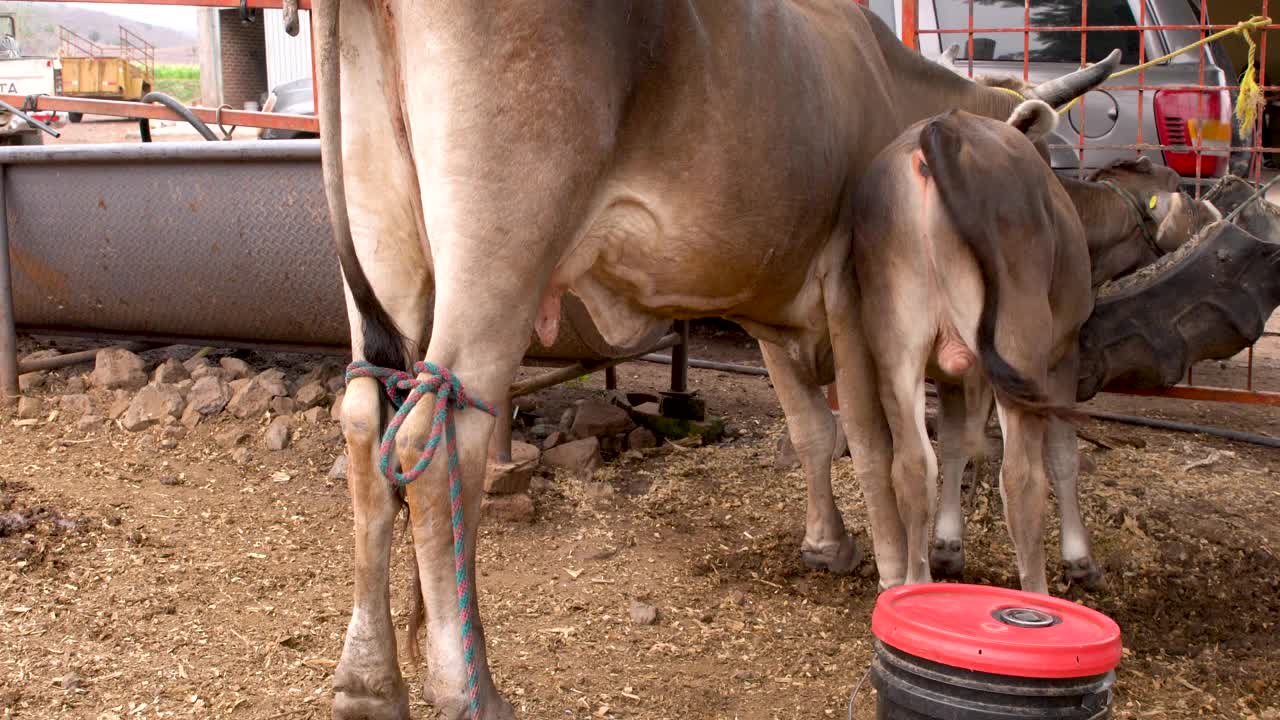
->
69, 112, 83, 123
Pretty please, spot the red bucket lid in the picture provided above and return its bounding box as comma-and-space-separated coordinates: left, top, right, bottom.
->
872, 584, 1122, 679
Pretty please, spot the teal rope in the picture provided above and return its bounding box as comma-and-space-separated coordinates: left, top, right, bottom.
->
346, 360, 496, 718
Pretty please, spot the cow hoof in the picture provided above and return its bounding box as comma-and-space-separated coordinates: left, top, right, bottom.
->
1063, 557, 1106, 591
430, 691, 515, 720
801, 533, 862, 575
929, 538, 965, 578
332, 689, 410, 720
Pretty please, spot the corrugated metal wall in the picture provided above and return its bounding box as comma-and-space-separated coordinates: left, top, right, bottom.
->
263, 9, 312, 90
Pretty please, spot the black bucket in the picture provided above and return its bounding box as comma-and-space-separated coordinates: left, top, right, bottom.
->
868, 584, 1122, 720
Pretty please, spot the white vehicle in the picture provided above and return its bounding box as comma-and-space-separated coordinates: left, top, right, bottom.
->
0, 14, 67, 145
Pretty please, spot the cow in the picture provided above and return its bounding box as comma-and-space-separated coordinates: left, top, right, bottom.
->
848, 100, 1093, 595
927, 157, 1221, 590
311, 2, 1120, 716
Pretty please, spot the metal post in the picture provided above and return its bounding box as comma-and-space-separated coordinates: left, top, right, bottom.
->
670, 319, 689, 393
605, 365, 617, 390
0, 165, 18, 406
489, 396, 513, 462
901, 0, 919, 50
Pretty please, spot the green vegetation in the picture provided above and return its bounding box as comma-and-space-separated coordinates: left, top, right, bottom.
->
153, 65, 200, 103
154, 64, 198, 80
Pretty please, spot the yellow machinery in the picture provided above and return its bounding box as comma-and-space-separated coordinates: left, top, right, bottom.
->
56, 25, 154, 119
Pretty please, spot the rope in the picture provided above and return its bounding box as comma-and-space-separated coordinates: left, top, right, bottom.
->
987, 16, 1272, 132
345, 359, 498, 720
1097, 179, 1164, 257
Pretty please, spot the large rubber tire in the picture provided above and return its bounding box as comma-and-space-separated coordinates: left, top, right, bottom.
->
1076, 176, 1280, 401
69, 112, 83, 124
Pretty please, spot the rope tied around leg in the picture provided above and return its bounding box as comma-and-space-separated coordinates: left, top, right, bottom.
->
345, 359, 497, 719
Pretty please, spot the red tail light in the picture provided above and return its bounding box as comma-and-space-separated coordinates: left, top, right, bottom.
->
1153, 89, 1231, 178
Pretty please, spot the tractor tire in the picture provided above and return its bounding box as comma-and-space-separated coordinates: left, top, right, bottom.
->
1076, 176, 1280, 401
69, 112, 83, 124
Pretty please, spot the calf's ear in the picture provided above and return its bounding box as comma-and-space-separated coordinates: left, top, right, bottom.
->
1006, 99, 1058, 142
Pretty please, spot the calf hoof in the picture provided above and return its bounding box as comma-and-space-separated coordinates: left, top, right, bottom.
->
801, 532, 862, 575
929, 538, 965, 578
332, 690, 410, 720
1063, 557, 1106, 591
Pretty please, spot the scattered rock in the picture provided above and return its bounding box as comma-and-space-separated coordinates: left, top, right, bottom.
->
633, 402, 660, 416
182, 354, 210, 373
293, 366, 328, 392
326, 374, 346, 393
175, 378, 194, 397
294, 382, 328, 410
302, 406, 327, 425
484, 442, 540, 495
219, 357, 253, 380
189, 362, 226, 382
328, 455, 348, 480
159, 426, 186, 449
180, 405, 202, 430
541, 437, 601, 479
527, 423, 556, 441
17, 396, 44, 420
152, 358, 190, 385
227, 371, 288, 419
18, 371, 45, 393
64, 375, 88, 394
121, 384, 185, 432
230, 447, 252, 465
216, 427, 252, 449
626, 392, 660, 408
92, 348, 148, 390
107, 391, 131, 421
159, 475, 183, 487
58, 394, 93, 418
481, 492, 535, 523
264, 417, 291, 451
627, 427, 658, 451
558, 407, 577, 433
188, 376, 232, 416
61, 672, 82, 692
570, 399, 634, 439
629, 600, 659, 626
331, 389, 345, 422
542, 431, 564, 451
322, 426, 343, 444
270, 396, 298, 417
76, 414, 104, 431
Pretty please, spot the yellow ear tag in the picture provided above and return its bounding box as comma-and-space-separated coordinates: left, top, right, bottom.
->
1149, 195, 1159, 210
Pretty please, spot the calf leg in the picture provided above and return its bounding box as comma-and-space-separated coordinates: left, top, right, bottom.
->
759, 341, 860, 575
1045, 354, 1104, 590
995, 404, 1051, 594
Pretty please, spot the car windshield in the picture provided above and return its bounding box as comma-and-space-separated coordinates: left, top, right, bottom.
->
934, 0, 1142, 65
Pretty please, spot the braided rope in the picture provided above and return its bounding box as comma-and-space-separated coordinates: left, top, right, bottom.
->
346, 360, 497, 719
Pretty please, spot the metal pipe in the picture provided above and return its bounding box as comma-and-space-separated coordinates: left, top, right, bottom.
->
140, 92, 220, 142
670, 319, 690, 393
0, 93, 317, 134
16, 342, 162, 375
0, 99, 60, 138
0, 138, 321, 164
1085, 409, 1280, 450
605, 366, 617, 391
0, 165, 16, 405
490, 396, 513, 463
639, 353, 770, 377
509, 333, 682, 398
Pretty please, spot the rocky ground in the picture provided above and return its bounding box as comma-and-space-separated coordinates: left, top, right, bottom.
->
0, 324, 1277, 719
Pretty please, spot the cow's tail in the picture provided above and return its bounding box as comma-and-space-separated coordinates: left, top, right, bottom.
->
314, 0, 407, 373
919, 117, 1067, 418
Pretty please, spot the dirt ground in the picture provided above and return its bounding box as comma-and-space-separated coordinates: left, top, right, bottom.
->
0, 319, 1276, 720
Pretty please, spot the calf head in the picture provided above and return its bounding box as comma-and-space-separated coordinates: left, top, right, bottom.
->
1091, 157, 1221, 254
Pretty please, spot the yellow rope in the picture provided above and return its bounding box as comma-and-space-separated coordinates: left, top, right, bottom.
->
987, 16, 1271, 132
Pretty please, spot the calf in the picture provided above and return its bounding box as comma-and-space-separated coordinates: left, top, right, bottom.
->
928, 158, 1220, 589
849, 100, 1091, 594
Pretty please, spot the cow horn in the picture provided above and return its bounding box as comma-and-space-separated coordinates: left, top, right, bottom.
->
1026, 49, 1122, 108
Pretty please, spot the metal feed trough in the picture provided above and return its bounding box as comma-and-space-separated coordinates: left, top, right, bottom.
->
0, 140, 690, 456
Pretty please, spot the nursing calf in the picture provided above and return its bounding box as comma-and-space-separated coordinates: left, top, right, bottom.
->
850, 101, 1092, 594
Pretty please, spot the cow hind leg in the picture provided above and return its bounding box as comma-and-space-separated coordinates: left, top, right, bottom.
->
759, 341, 860, 575
995, 403, 1051, 594
1045, 353, 1104, 590
930, 380, 973, 577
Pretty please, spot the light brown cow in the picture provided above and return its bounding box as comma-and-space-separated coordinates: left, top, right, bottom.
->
928, 158, 1221, 590
849, 100, 1092, 595
311, 2, 1119, 716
